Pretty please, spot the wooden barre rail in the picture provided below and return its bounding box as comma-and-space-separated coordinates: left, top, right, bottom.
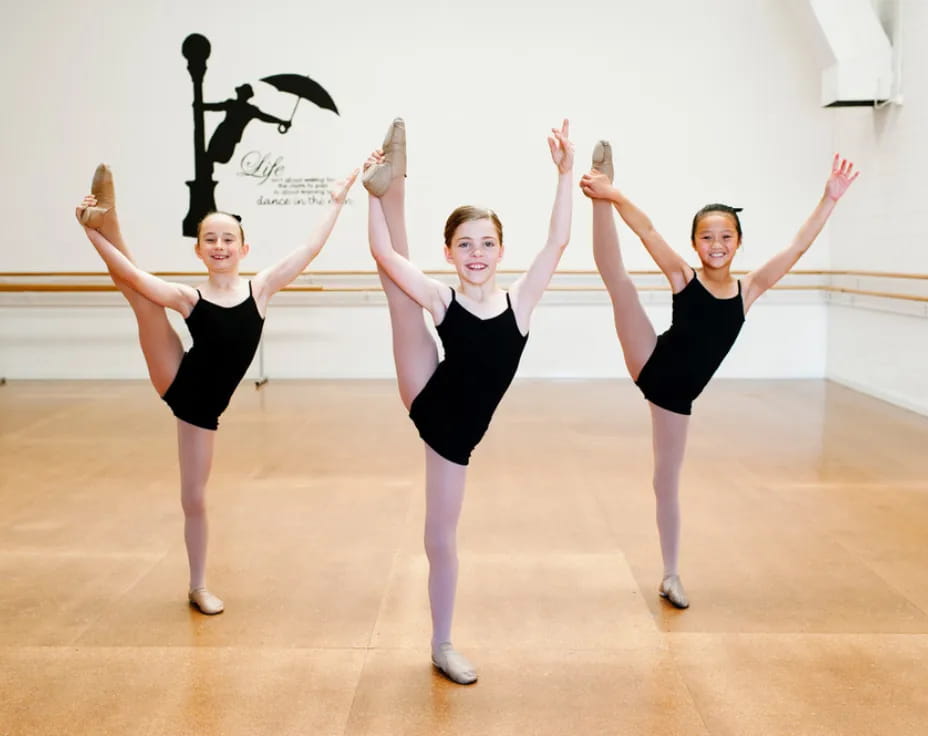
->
3, 269, 928, 279
1, 282, 927, 303
0, 284, 321, 293
824, 287, 928, 303
0, 269, 666, 278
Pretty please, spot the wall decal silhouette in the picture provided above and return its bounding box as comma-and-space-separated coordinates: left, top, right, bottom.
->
181, 33, 340, 237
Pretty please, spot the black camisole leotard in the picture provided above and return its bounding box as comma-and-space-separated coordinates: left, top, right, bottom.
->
409, 289, 528, 465
634, 270, 744, 415
161, 281, 265, 430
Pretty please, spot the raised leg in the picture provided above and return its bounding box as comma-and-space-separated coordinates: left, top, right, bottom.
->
129, 295, 185, 396
370, 181, 438, 409
84, 166, 184, 394
592, 200, 657, 380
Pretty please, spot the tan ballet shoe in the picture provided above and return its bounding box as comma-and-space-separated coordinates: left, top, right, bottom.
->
188, 587, 224, 615
79, 163, 116, 229
591, 140, 614, 182
431, 642, 478, 685
362, 117, 406, 197
659, 574, 689, 609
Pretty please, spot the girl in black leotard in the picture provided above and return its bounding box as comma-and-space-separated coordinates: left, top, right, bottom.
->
362, 118, 574, 684
580, 144, 858, 610
76, 164, 357, 615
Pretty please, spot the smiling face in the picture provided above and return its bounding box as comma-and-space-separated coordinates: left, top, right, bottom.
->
195, 212, 249, 272
691, 211, 741, 270
444, 217, 504, 284
442, 206, 504, 286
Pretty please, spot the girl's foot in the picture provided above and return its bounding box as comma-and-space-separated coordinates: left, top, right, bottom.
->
659, 574, 689, 609
431, 642, 478, 685
188, 587, 224, 615
362, 118, 406, 197
591, 140, 613, 182
79, 163, 115, 228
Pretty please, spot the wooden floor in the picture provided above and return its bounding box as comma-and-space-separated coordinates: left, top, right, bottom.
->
2, 378, 928, 735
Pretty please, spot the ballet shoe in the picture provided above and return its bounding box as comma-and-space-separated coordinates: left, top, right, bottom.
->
659, 574, 689, 609
79, 163, 115, 229
188, 587, 224, 615
362, 117, 406, 197
431, 642, 478, 685
591, 140, 614, 182
382, 117, 406, 177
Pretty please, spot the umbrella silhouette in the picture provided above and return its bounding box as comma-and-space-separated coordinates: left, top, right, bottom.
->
260, 74, 339, 132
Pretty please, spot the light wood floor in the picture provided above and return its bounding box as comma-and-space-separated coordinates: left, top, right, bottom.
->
2, 378, 928, 735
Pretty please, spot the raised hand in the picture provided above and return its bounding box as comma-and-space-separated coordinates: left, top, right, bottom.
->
363, 149, 385, 173
331, 168, 360, 205
825, 154, 859, 201
579, 171, 614, 201
75, 195, 97, 225
548, 119, 574, 174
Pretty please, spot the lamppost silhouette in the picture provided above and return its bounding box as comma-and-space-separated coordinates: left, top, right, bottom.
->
182, 33, 215, 238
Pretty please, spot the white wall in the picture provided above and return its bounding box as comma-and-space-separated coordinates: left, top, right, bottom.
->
826, 0, 928, 414
1, 0, 847, 381
828, 303, 928, 415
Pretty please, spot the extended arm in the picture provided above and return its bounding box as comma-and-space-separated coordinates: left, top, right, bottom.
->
510, 119, 574, 331
252, 169, 359, 307
368, 194, 448, 319
77, 211, 197, 315
255, 109, 291, 129
742, 154, 859, 310
580, 172, 690, 292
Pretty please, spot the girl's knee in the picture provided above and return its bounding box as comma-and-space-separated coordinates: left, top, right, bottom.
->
424, 528, 456, 562
652, 473, 681, 498
181, 488, 207, 517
